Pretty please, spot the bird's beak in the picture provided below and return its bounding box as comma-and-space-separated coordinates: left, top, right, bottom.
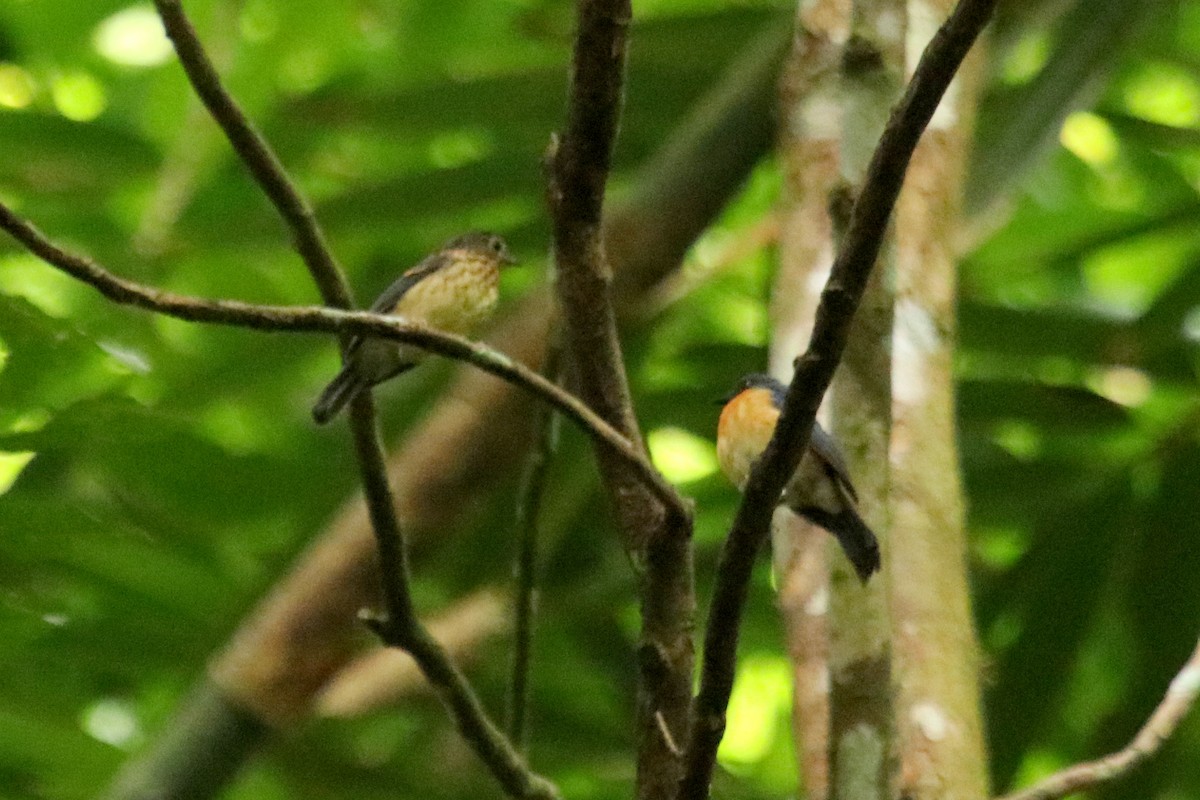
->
501, 251, 518, 266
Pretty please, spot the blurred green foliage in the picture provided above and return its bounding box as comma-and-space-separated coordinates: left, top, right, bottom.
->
0, 1, 1198, 799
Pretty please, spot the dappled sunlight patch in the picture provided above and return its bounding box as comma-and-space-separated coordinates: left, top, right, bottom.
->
717, 654, 791, 769
1086, 365, 1151, 408
1000, 31, 1050, 85
973, 524, 1028, 571
0, 451, 35, 495
0, 63, 36, 109
0, 253, 87, 318
1059, 111, 1118, 166
1183, 305, 1200, 341
991, 419, 1042, 462
50, 72, 107, 122
93, 5, 174, 68
81, 697, 143, 750
1080, 232, 1194, 316
647, 426, 717, 484
1122, 62, 1200, 128
1012, 748, 1070, 793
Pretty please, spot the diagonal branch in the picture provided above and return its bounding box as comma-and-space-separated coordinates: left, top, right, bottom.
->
0, 203, 676, 510
97, 21, 785, 800
150, 3, 558, 796
997, 635, 1200, 800
152, 0, 352, 309
678, 0, 999, 797
349, 392, 560, 800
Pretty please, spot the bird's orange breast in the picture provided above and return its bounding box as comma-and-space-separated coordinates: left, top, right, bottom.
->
717, 388, 780, 490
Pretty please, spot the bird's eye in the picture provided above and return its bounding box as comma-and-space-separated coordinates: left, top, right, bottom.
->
490, 238, 503, 253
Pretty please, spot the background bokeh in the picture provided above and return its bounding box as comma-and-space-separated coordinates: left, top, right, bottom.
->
0, 1, 1197, 798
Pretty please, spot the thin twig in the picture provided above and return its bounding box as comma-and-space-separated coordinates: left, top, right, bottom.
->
0, 203, 676, 510
154, 3, 561, 789
94, 15, 784, 800
546, 2, 696, 799
998, 636, 1200, 800
375, 614, 562, 800
152, 0, 352, 309
347, 394, 559, 800
677, 1, 1000, 798
346, 391, 414, 622
316, 590, 511, 719
146, 6, 561, 795
507, 343, 562, 749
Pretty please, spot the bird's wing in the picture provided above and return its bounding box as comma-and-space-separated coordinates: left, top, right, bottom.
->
368, 252, 449, 313
336, 252, 448, 361
809, 422, 859, 502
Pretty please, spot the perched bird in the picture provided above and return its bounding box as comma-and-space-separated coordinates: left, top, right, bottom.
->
716, 373, 881, 582
312, 231, 517, 424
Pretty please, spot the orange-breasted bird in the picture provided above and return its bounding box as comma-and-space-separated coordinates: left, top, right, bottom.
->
716, 373, 881, 582
312, 231, 517, 424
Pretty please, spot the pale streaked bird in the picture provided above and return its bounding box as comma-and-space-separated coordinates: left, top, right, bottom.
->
312, 231, 517, 424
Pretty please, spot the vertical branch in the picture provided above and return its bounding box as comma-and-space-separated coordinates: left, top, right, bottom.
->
888, 1, 989, 797
825, 1, 904, 796
508, 344, 563, 748
546, 3, 695, 800
771, 3, 850, 796
547, 0, 641, 453
344, 394, 417, 627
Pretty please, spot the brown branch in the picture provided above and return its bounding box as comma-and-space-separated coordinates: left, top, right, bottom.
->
546, 3, 695, 800
0, 202, 676, 510
507, 344, 562, 749
547, 0, 643, 457
678, 1, 999, 797
348, 393, 559, 800
148, 4, 560, 795
997, 636, 1200, 800
152, 0, 352, 309
315, 590, 510, 718
100, 25, 785, 799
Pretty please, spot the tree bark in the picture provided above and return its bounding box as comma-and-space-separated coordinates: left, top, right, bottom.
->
776, 3, 990, 800
771, 3, 848, 796
888, 2, 989, 797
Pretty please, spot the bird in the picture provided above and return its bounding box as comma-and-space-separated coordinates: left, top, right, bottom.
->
312, 231, 517, 424
716, 373, 881, 582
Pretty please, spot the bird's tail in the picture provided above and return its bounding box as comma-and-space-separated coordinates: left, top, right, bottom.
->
798, 506, 881, 583
312, 368, 367, 424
